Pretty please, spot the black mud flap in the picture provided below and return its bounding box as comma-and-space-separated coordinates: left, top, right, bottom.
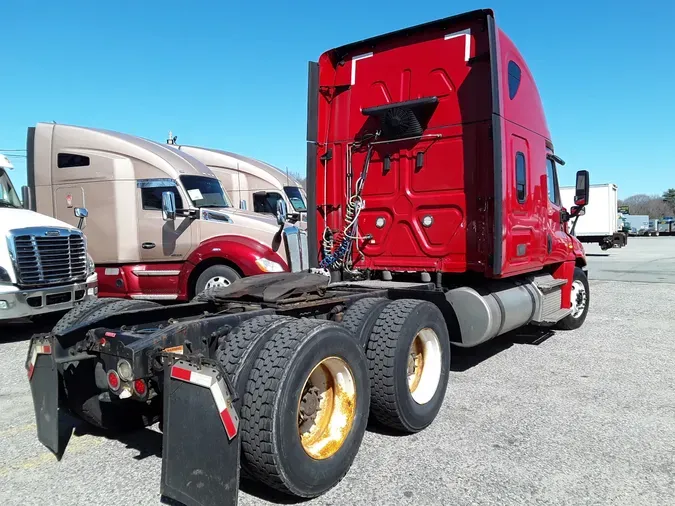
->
161, 357, 241, 506
26, 335, 74, 459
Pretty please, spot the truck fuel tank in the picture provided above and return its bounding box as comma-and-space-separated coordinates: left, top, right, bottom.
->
446, 274, 569, 347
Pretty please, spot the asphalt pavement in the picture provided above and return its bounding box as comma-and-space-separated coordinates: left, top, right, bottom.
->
1, 237, 674, 506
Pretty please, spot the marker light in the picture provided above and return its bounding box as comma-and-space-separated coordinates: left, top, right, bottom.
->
107, 370, 120, 391
133, 379, 147, 397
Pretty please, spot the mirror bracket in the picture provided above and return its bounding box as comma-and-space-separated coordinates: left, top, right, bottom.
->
276, 199, 288, 226
74, 207, 88, 229
162, 191, 177, 221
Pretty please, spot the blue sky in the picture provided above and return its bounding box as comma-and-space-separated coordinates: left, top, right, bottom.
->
1, 0, 673, 198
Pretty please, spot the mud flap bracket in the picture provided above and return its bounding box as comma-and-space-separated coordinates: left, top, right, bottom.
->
161, 356, 241, 506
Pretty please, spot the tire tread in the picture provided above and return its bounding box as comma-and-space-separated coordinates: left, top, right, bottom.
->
241, 318, 333, 496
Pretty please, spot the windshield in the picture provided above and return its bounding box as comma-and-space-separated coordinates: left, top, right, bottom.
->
283, 186, 307, 212
179, 175, 232, 208
0, 169, 22, 209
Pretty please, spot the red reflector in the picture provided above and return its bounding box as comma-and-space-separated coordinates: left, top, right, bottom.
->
133, 379, 147, 396
42, 344, 52, 354
105, 332, 116, 338
99, 338, 107, 346
108, 370, 120, 390
170, 366, 192, 382
27, 363, 35, 380
220, 409, 237, 439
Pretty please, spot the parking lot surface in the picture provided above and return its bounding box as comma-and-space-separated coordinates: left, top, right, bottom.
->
1, 237, 674, 506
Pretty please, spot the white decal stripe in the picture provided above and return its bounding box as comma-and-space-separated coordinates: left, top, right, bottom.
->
210, 381, 228, 413
351, 52, 373, 85
188, 370, 214, 388
444, 28, 472, 62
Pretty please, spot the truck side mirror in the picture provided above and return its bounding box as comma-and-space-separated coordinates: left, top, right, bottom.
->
74, 207, 88, 229
21, 185, 33, 210
162, 191, 177, 221
574, 170, 590, 206
570, 205, 585, 217
276, 199, 288, 226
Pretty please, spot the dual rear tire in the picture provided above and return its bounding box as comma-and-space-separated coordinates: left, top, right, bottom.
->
342, 298, 451, 432
222, 300, 451, 497
218, 317, 370, 498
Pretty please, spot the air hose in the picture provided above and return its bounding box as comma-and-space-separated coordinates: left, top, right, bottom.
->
320, 137, 378, 269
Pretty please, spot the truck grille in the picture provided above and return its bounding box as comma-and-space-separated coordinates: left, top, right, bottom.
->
10, 228, 87, 287
283, 227, 309, 272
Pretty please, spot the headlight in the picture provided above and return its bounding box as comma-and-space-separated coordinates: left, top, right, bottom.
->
255, 257, 285, 273
0, 266, 13, 284
86, 254, 96, 276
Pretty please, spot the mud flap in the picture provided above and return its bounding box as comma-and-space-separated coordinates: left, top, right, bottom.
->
161, 357, 241, 506
26, 335, 73, 459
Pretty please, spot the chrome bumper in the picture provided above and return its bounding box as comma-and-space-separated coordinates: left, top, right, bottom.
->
0, 275, 98, 320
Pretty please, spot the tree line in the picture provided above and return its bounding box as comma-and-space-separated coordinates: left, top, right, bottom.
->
618, 189, 675, 218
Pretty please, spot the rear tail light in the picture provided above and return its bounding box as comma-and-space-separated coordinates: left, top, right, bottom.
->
133, 379, 147, 397
108, 370, 121, 391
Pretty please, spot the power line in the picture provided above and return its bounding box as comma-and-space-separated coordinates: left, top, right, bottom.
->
0, 149, 26, 152
4, 154, 27, 158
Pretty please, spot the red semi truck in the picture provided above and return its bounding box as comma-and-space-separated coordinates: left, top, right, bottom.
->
25, 9, 590, 505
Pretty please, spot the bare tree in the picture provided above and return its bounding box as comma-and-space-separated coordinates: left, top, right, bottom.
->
619, 194, 672, 218
289, 171, 307, 190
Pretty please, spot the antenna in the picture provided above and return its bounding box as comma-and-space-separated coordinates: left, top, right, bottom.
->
167, 131, 178, 145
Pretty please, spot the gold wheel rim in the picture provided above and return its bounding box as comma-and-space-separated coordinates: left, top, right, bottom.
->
408, 336, 425, 394
297, 356, 357, 460
406, 328, 442, 405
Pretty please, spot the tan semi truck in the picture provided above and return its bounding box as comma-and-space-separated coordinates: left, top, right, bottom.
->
23, 123, 309, 301
169, 143, 308, 225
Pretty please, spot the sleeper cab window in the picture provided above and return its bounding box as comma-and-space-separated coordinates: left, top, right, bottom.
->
508, 61, 521, 100
58, 153, 90, 168
516, 151, 526, 203
141, 187, 183, 210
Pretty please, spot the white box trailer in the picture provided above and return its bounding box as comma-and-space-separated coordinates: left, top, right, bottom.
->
560, 183, 627, 250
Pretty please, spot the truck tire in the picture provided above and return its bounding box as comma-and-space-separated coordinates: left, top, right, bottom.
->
241, 319, 370, 498
340, 297, 393, 348
215, 314, 293, 408
366, 299, 450, 433
556, 267, 590, 330
52, 297, 121, 334
58, 299, 161, 431
194, 265, 241, 296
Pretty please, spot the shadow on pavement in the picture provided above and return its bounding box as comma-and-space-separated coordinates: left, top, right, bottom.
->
73, 424, 163, 460
451, 326, 555, 372
0, 317, 59, 343
240, 479, 309, 504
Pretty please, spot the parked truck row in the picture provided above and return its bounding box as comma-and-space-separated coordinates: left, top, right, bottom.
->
24, 8, 592, 506
23, 123, 310, 302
